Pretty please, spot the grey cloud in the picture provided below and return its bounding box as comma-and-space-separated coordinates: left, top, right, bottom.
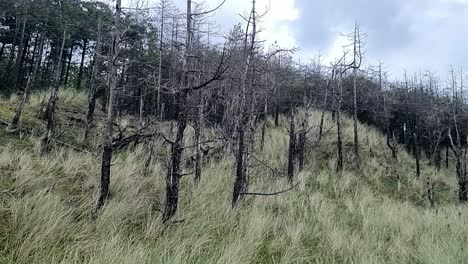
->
291, 0, 468, 77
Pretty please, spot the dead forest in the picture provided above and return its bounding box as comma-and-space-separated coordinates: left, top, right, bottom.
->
1, 0, 468, 224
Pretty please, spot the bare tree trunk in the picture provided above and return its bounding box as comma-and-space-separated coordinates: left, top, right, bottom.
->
351, 24, 362, 161
232, 0, 257, 207
287, 111, 296, 183
446, 145, 449, 169
157, 1, 165, 117
194, 95, 204, 184
298, 110, 308, 171
40, 29, 67, 156
163, 91, 188, 222
318, 80, 329, 142
139, 86, 145, 127
336, 73, 343, 173
336, 114, 343, 173
84, 18, 102, 141
387, 127, 399, 178
352, 67, 359, 159
232, 125, 246, 207
260, 98, 267, 151
430, 130, 443, 170
77, 38, 87, 89
163, 0, 193, 222
274, 105, 279, 126
12, 16, 28, 91
448, 129, 468, 203
413, 132, 420, 178
63, 43, 74, 87
96, 0, 121, 213
10, 32, 45, 129
144, 137, 156, 176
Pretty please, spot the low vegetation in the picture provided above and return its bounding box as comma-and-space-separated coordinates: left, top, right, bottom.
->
0, 92, 466, 264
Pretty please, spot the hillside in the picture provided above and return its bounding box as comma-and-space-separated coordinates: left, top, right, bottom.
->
0, 91, 467, 264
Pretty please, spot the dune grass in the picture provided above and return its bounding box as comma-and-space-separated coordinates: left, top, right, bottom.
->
0, 92, 466, 263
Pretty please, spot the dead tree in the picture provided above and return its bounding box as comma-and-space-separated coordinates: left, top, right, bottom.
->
260, 96, 267, 151
377, 63, 399, 182
297, 68, 310, 171
144, 136, 156, 176
193, 93, 204, 184
413, 132, 421, 178
335, 65, 344, 173
156, 0, 167, 117
446, 146, 450, 169
96, 0, 122, 213
298, 110, 308, 171
447, 68, 468, 203
10, 30, 45, 129
40, 29, 67, 156
287, 111, 296, 183
342, 24, 364, 161
448, 128, 467, 202
162, 0, 195, 223
351, 24, 363, 161
232, 0, 258, 207
12, 12, 28, 91
163, 0, 227, 222
83, 17, 102, 142
318, 76, 331, 143
384, 100, 399, 179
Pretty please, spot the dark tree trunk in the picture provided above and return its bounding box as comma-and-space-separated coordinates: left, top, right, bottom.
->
84, 19, 102, 141
318, 110, 326, 143
336, 74, 343, 173
16, 35, 30, 90
455, 151, 467, 202
287, 112, 296, 183
336, 108, 343, 173
430, 131, 443, 171
274, 105, 279, 126
144, 138, 156, 176
97, 143, 112, 210
11, 33, 45, 129
446, 145, 449, 169
77, 38, 87, 89
298, 112, 308, 171
386, 125, 399, 181
163, 92, 188, 222
28, 35, 39, 77
64, 43, 74, 87
12, 17, 28, 91
260, 99, 267, 151
413, 132, 421, 178
232, 125, 246, 207
40, 30, 67, 156
194, 97, 204, 184
96, 1, 121, 213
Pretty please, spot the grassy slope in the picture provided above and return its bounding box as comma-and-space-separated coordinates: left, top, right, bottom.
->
0, 91, 467, 264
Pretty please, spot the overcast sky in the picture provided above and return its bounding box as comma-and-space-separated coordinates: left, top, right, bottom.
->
124, 0, 468, 79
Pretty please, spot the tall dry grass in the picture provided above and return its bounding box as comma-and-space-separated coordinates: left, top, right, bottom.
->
0, 97, 466, 264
